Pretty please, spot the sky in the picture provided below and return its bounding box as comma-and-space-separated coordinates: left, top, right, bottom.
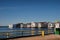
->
0, 0, 60, 26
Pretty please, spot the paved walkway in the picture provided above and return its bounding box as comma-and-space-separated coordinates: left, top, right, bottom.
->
8, 34, 60, 40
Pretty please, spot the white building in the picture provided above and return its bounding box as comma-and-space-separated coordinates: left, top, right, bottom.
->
9, 24, 13, 29
48, 22, 55, 28
26, 23, 31, 28
38, 22, 41, 27
55, 22, 60, 28
31, 22, 38, 28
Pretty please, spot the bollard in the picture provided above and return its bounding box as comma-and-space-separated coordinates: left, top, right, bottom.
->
42, 31, 44, 37
7, 33, 9, 38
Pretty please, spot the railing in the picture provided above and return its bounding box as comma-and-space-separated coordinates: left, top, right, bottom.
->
0, 30, 45, 38
0, 28, 55, 39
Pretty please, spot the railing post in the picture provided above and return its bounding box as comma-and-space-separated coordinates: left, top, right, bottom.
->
48, 30, 50, 34
31, 30, 35, 35
7, 32, 9, 38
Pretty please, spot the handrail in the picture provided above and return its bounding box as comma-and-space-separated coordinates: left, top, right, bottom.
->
0, 30, 45, 38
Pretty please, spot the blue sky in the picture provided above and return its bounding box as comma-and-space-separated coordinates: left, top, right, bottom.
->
0, 0, 60, 26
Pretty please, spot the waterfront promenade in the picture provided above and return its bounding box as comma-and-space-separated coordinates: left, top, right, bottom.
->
8, 34, 60, 40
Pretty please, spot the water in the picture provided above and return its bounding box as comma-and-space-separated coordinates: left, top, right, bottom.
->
0, 26, 54, 39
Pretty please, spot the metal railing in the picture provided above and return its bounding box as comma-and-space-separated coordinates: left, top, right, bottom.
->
0, 30, 45, 38
0, 28, 54, 39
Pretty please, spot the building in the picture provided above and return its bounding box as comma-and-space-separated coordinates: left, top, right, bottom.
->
55, 22, 60, 28
55, 22, 60, 35
48, 22, 55, 28
23, 23, 27, 28
31, 22, 38, 28
26, 23, 31, 28
14, 23, 23, 28
38, 22, 48, 28
9, 24, 13, 29
48, 22, 55, 34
